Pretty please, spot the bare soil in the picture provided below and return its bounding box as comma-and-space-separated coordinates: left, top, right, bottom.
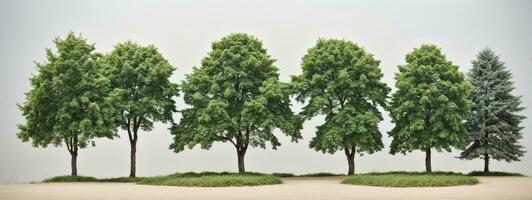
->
1, 176, 531, 200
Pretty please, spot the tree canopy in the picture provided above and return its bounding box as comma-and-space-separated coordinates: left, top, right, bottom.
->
18, 32, 117, 175
460, 48, 526, 172
170, 33, 302, 173
104, 41, 179, 177
388, 44, 472, 172
291, 39, 390, 174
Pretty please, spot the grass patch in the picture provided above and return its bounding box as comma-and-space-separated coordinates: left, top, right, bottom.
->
43, 175, 98, 182
137, 172, 282, 187
43, 175, 144, 183
298, 172, 344, 177
272, 173, 295, 177
342, 172, 478, 187
364, 171, 464, 176
97, 177, 146, 182
467, 171, 525, 177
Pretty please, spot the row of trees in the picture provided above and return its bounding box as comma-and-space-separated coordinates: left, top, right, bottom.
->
18, 33, 178, 177
18, 32, 525, 177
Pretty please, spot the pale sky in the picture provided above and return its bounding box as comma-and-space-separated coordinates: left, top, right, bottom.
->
1, 0, 531, 183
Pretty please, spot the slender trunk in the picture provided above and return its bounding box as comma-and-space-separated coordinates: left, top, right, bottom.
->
237, 148, 246, 173
66, 135, 79, 176
344, 147, 356, 175
484, 127, 490, 173
70, 152, 78, 176
484, 154, 490, 173
127, 118, 140, 178
425, 148, 432, 173
129, 140, 137, 177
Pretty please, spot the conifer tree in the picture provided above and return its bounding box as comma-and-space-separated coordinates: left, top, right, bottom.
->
460, 48, 526, 172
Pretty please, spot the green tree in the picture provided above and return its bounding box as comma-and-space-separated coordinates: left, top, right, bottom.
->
104, 41, 178, 177
291, 39, 390, 175
170, 33, 302, 173
389, 44, 472, 172
18, 32, 117, 176
460, 48, 526, 172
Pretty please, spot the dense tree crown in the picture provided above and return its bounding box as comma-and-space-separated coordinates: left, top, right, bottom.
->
389, 44, 472, 171
460, 48, 525, 171
104, 41, 178, 177
292, 39, 390, 174
170, 33, 302, 172
18, 32, 117, 175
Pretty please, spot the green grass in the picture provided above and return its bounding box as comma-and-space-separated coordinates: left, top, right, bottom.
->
364, 171, 465, 176
271, 173, 295, 177
97, 177, 147, 182
138, 172, 281, 187
42, 172, 281, 187
43, 175, 99, 182
342, 172, 479, 187
467, 171, 525, 177
298, 172, 344, 177
43, 175, 145, 183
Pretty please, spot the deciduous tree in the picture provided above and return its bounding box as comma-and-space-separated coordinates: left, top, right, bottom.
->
292, 39, 390, 175
18, 32, 117, 176
170, 33, 302, 173
389, 44, 472, 172
104, 41, 178, 177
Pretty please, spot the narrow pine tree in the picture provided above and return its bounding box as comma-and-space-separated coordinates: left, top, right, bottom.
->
460, 48, 526, 172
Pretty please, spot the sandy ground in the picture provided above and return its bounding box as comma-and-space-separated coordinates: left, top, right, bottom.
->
1, 176, 532, 200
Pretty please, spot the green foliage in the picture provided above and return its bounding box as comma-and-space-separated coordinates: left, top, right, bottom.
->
18, 32, 117, 152
291, 39, 390, 155
342, 172, 478, 187
170, 33, 302, 167
104, 41, 178, 135
43, 175, 99, 182
460, 48, 526, 162
138, 172, 281, 187
467, 171, 525, 177
103, 41, 178, 176
389, 44, 472, 154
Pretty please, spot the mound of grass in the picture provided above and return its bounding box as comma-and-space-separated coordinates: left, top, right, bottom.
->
298, 172, 344, 177
364, 171, 465, 176
468, 171, 525, 177
98, 177, 146, 182
43, 175, 99, 182
342, 172, 478, 187
271, 173, 295, 177
138, 172, 282, 187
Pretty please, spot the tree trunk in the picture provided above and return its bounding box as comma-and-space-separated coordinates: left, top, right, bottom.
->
129, 140, 137, 177
66, 135, 79, 176
70, 152, 78, 176
128, 118, 140, 178
484, 154, 490, 173
237, 148, 246, 173
344, 147, 356, 175
425, 148, 432, 173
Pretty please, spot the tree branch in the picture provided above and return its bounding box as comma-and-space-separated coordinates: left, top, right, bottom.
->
126, 118, 133, 143
64, 138, 72, 153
